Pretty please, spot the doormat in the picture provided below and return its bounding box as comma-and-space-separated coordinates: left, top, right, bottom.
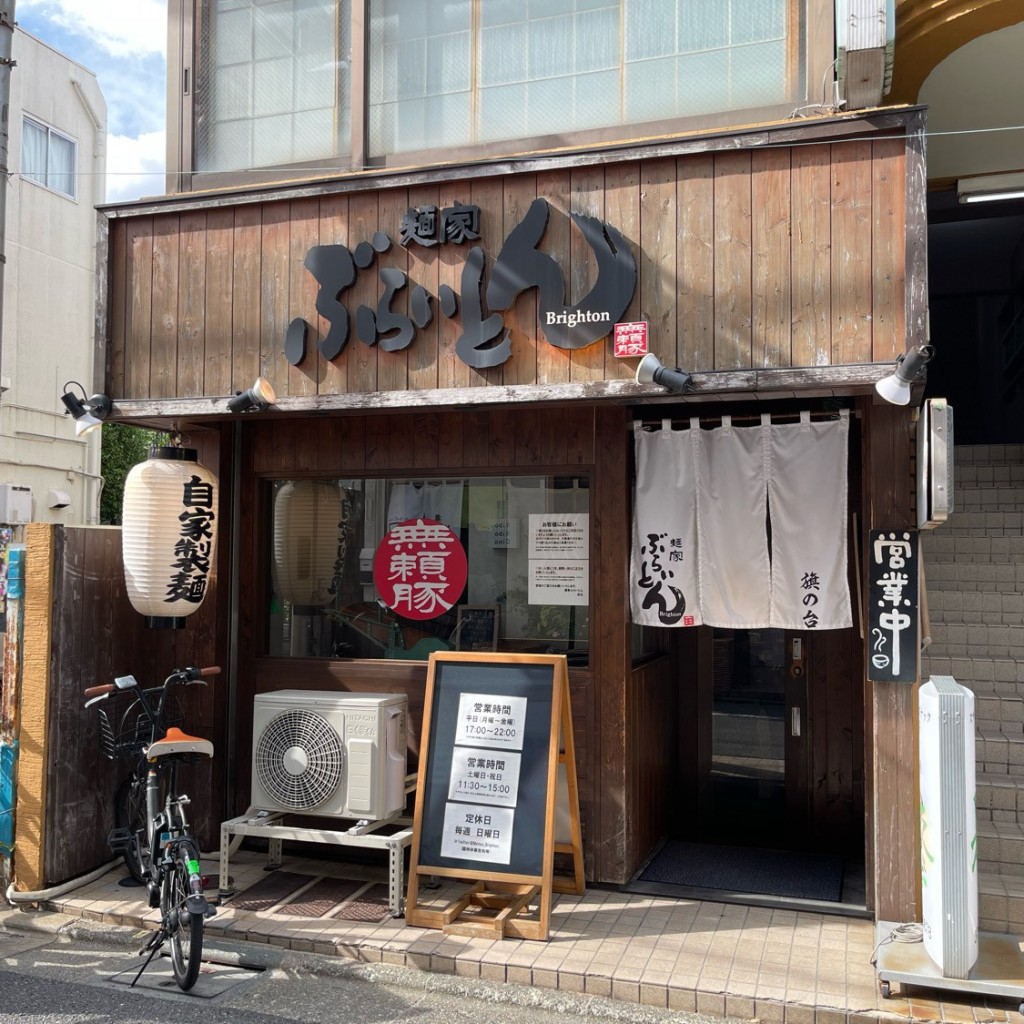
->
635, 841, 843, 902
229, 871, 315, 912
330, 883, 391, 922
277, 876, 363, 917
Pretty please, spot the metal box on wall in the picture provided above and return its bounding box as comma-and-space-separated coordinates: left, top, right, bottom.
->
0, 484, 31, 525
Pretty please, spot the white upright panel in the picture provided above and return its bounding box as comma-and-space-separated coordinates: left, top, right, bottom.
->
919, 676, 978, 978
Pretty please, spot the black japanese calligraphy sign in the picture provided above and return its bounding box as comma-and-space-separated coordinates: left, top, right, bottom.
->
867, 529, 920, 684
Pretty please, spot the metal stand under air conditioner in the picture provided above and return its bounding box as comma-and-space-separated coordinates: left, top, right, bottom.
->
218, 774, 417, 917
875, 922, 1024, 1013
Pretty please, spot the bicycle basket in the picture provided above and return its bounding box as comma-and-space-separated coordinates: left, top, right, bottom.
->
95, 688, 185, 761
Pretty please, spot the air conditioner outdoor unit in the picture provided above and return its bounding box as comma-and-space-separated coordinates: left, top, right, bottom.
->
251, 690, 407, 821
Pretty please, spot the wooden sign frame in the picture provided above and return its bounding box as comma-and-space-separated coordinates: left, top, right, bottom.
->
405, 652, 584, 941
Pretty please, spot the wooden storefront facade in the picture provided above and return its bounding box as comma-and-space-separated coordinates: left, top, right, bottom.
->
94, 108, 928, 922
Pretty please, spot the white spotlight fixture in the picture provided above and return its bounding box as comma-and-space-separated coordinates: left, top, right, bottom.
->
875, 345, 935, 406
227, 377, 277, 413
635, 353, 693, 394
60, 381, 112, 436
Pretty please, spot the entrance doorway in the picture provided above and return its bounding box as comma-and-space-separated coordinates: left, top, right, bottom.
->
696, 628, 810, 848
682, 623, 863, 857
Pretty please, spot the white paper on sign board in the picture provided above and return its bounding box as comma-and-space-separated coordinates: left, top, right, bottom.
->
453, 693, 527, 750
448, 748, 521, 807
440, 802, 514, 864
529, 560, 588, 606
529, 512, 588, 559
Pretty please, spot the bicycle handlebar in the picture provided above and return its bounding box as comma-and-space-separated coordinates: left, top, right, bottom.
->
83, 666, 221, 700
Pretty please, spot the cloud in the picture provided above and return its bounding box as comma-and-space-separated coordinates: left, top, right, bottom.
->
105, 130, 166, 204
17, 0, 166, 59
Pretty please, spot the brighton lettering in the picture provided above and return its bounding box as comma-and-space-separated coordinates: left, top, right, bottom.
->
545, 310, 612, 329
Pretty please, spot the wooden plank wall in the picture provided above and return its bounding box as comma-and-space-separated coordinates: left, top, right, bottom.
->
40, 432, 225, 884
235, 404, 631, 883
107, 139, 908, 403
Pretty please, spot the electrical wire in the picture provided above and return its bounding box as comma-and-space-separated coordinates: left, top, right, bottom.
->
870, 921, 924, 966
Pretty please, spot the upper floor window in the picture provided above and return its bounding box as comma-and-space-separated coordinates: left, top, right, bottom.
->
187, 0, 813, 181
368, 0, 800, 158
196, 0, 352, 174
21, 117, 77, 199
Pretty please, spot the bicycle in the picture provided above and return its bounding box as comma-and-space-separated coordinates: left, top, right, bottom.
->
85, 665, 220, 991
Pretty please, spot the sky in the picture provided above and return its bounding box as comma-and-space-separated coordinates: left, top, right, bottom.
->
16, 0, 167, 203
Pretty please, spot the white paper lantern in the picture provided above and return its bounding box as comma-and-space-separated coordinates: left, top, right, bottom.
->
122, 447, 219, 629
272, 480, 344, 610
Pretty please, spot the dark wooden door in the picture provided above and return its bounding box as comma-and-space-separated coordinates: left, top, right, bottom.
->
692, 627, 812, 849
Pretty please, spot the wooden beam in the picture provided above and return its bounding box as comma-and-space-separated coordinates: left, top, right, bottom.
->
105, 363, 891, 424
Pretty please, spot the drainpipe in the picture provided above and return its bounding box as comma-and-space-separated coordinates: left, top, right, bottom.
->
0, 0, 16, 403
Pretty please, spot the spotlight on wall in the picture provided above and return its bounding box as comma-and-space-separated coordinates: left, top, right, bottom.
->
635, 353, 693, 394
874, 345, 935, 406
227, 377, 277, 413
60, 381, 112, 436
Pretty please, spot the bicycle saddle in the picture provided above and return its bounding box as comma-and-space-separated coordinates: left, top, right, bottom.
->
147, 727, 214, 759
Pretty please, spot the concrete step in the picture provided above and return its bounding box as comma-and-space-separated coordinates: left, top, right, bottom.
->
928, 588, 1024, 625
922, 627, 1024, 660
921, 655, 1024, 691
954, 444, 1024, 468
922, 536, 1024, 566
978, 771, 1024, 826
979, 869, 1024, 933
978, 820, 1024, 877
977, 731, 1024, 777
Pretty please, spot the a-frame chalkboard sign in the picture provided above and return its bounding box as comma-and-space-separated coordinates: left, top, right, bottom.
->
405, 652, 584, 941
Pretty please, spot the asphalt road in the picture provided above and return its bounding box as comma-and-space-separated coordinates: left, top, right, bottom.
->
0, 911, 738, 1024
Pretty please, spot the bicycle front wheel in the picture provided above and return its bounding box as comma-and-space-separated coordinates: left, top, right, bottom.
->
114, 775, 150, 885
162, 843, 204, 990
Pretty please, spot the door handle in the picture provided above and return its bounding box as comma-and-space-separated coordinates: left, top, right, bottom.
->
791, 707, 801, 737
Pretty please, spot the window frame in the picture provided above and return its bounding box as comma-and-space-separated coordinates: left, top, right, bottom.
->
170, 0, 833, 193
259, 469, 594, 666
21, 115, 78, 201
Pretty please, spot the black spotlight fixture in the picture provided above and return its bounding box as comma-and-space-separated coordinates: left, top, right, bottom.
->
635, 353, 693, 394
60, 381, 112, 436
874, 345, 935, 406
227, 377, 277, 413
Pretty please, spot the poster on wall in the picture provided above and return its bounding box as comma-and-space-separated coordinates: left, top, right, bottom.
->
0, 527, 12, 632
867, 529, 920, 684
527, 513, 589, 606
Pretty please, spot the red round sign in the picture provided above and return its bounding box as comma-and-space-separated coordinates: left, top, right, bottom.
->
372, 518, 468, 620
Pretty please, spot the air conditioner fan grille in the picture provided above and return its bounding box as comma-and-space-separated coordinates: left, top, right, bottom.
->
254, 708, 345, 810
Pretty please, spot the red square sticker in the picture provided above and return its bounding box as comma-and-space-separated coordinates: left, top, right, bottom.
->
613, 321, 648, 357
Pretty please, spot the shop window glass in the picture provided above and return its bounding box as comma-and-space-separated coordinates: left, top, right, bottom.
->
267, 474, 590, 666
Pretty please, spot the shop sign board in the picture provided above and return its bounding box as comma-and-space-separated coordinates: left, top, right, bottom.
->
405, 652, 583, 940
285, 198, 638, 372
867, 529, 919, 683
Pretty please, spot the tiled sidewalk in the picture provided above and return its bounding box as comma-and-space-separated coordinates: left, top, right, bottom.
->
17, 849, 1024, 1024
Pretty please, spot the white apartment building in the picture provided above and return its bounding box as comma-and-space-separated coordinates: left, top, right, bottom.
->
0, 29, 106, 527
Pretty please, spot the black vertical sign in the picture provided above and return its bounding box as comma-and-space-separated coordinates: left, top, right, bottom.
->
867, 529, 920, 683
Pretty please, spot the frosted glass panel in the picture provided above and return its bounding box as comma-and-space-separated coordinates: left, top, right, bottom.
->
197, 0, 350, 173
368, 0, 801, 159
